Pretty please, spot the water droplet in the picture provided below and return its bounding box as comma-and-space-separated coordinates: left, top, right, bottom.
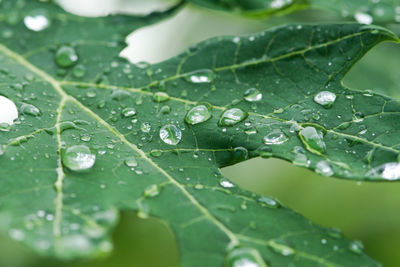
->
366, 162, 400, 181
263, 129, 288, 145
80, 134, 91, 142
62, 145, 96, 171
124, 156, 138, 167
233, 147, 248, 161
185, 104, 212, 125
0, 96, 18, 125
314, 91, 336, 108
349, 240, 364, 254
121, 107, 136, 117
268, 240, 295, 256
20, 103, 41, 117
258, 197, 280, 208
184, 69, 215, 83
218, 108, 248, 127
315, 160, 333, 176
144, 184, 160, 198
219, 178, 234, 188
153, 92, 169, 103
56, 46, 78, 68
160, 105, 171, 115
298, 126, 326, 154
243, 88, 262, 102
225, 247, 267, 267
150, 149, 163, 157
140, 122, 151, 133
327, 228, 342, 239
73, 64, 86, 78
159, 124, 182, 145
292, 146, 310, 167
24, 9, 50, 32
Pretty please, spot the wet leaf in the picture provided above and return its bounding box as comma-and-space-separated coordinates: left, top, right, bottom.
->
0, 0, 398, 266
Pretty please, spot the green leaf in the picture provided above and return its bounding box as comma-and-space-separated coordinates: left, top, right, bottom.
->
0, 0, 399, 266
188, 0, 400, 24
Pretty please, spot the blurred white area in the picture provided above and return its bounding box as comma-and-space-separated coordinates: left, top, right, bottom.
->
57, 0, 179, 16
0, 96, 18, 125
122, 5, 268, 63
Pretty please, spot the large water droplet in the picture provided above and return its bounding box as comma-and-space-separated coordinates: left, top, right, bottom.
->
185, 104, 212, 125
315, 160, 333, 176
159, 124, 182, 145
298, 126, 326, 154
24, 9, 50, 32
263, 129, 288, 145
62, 145, 96, 171
218, 108, 248, 127
366, 162, 400, 181
56, 46, 78, 68
0, 96, 18, 125
20, 103, 41, 117
313, 91, 336, 108
225, 247, 267, 267
243, 88, 262, 102
184, 69, 215, 83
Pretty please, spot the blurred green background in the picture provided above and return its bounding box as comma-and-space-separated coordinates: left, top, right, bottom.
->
2, 1, 400, 266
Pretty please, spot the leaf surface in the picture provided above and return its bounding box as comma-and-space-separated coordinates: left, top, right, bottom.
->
0, 1, 399, 266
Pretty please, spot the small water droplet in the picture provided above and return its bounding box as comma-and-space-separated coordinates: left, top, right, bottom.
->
233, 147, 248, 161
268, 240, 295, 256
292, 146, 310, 167
243, 88, 262, 102
263, 129, 288, 145
258, 197, 280, 208
144, 184, 160, 198
218, 108, 248, 127
159, 124, 182, 145
150, 149, 163, 157
349, 240, 364, 254
184, 69, 215, 83
185, 104, 212, 125
20, 103, 41, 117
121, 107, 136, 117
153, 92, 169, 103
298, 126, 326, 154
56, 46, 78, 68
225, 247, 267, 267
315, 160, 333, 176
62, 145, 96, 171
124, 156, 138, 167
73, 64, 86, 78
219, 178, 234, 188
24, 9, 50, 32
314, 91, 336, 108
140, 122, 151, 133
